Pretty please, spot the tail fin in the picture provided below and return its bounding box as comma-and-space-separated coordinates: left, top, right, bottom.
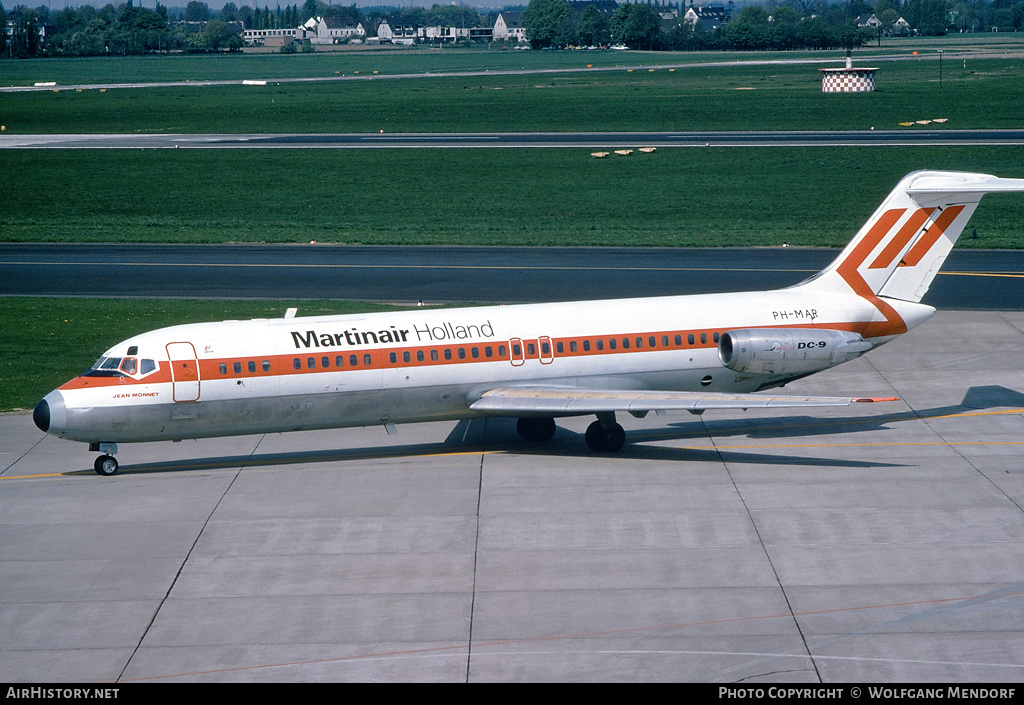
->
811, 171, 1024, 303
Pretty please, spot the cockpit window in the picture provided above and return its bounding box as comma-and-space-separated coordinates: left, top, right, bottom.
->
83, 357, 125, 377
99, 357, 121, 371
84, 356, 158, 378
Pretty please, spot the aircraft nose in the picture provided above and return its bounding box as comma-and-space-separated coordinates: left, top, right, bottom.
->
33, 391, 65, 435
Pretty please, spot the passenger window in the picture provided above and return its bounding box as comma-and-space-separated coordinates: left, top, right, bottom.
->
498, 345, 507, 357
485, 346, 493, 358
307, 358, 315, 369
251, 361, 259, 373
541, 342, 550, 355
713, 332, 720, 343
349, 355, 358, 367
570, 341, 577, 353
471, 347, 480, 358
527, 343, 536, 356
688, 334, 695, 345
583, 340, 591, 352
444, 349, 453, 360
389, 352, 397, 364
662, 336, 669, 347
335, 356, 344, 367
556, 342, 564, 353
458, 348, 466, 359
431, 350, 438, 361
609, 339, 617, 350
403, 351, 411, 363
293, 358, 301, 370
363, 354, 372, 366
219, 363, 227, 375
596, 340, 603, 351
263, 360, 271, 372
417, 350, 425, 362
234, 361, 242, 374
320, 357, 329, 368
701, 333, 708, 344
512, 344, 522, 356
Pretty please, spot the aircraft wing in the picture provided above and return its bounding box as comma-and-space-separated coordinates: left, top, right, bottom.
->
468, 386, 897, 415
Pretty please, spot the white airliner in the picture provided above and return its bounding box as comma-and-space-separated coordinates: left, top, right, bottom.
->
33, 171, 1024, 475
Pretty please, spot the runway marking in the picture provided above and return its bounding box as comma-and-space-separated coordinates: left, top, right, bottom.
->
119, 588, 1024, 681
5, 260, 1023, 278
1, 259, 817, 273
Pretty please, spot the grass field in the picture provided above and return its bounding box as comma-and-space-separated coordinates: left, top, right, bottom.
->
3, 45, 1024, 133
0, 298, 408, 412
3, 147, 1024, 247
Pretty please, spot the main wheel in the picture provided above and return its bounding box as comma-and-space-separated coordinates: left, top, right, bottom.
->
584, 420, 626, 453
517, 417, 557, 443
94, 455, 119, 476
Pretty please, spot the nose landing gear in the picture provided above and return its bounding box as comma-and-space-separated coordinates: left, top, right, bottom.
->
90, 442, 119, 476
94, 455, 119, 476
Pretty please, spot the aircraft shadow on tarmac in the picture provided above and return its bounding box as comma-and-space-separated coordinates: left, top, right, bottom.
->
62, 386, 1023, 476
662, 385, 1024, 441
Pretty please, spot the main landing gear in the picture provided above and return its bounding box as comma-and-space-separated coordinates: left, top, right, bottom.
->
515, 413, 627, 453
516, 417, 557, 443
584, 413, 626, 453
90, 442, 119, 476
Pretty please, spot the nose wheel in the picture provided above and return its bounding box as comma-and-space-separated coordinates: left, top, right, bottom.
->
94, 455, 119, 476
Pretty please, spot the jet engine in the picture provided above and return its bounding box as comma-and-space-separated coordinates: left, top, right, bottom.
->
719, 328, 872, 376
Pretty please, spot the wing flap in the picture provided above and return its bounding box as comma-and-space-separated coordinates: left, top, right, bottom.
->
469, 387, 897, 415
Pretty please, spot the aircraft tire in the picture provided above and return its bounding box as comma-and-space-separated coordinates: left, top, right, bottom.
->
517, 417, 557, 442
94, 455, 119, 476
585, 420, 626, 453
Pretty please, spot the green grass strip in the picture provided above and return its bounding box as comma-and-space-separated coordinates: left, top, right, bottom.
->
3, 147, 1023, 247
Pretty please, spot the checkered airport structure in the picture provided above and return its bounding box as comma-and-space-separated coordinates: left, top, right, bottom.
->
820, 68, 878, 92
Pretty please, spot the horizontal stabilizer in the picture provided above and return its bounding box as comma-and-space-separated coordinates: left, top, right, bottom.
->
469, 386, 898, 415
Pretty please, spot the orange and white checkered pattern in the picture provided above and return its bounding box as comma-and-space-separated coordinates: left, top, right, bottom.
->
821, 69, 876, 92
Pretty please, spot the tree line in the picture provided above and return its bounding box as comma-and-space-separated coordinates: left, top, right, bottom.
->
4, 0, 1024, 59
524, 0, 1024, 51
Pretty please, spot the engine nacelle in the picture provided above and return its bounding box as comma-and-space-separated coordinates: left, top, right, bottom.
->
719, 328, 872, 376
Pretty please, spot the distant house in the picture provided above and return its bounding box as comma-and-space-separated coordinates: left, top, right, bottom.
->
493, 11, 526, 43
376, 17, 418, 43
856, 13, 883, 29
244, 17, 364, 47
313, 16, 366, 44
683, 5, 730, 32
243, 26, 299, 47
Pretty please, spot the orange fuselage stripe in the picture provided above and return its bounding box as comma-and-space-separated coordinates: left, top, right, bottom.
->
56, 319, 879, 393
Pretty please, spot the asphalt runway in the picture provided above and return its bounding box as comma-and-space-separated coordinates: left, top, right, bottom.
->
4, 243, 1024, 309
5, 130, 1024, 149
3, 310, 1024, 683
